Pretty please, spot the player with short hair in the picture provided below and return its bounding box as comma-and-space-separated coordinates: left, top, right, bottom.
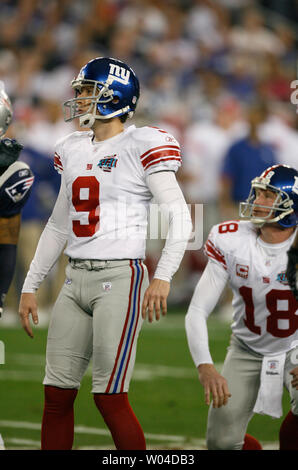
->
0, 81, 34, 449
18, 57, 192, 450
185, 164, 298, 450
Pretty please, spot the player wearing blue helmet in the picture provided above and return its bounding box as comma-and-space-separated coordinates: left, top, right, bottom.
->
63, 57, 140, 126
19, 57, 192, 450
240, 164, 298, 300
186, 164, 298, 450
239, 164, 298, 228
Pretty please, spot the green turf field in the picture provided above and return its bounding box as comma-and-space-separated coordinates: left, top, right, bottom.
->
0, 310, 290, 450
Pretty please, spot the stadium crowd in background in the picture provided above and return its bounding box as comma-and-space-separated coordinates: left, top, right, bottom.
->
0, 0, 297, 314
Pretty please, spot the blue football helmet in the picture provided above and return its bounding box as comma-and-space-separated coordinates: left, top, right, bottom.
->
63, 57, 140, 127
239, 164, 298, 228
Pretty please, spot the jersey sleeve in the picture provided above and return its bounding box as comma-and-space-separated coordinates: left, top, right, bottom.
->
53, 138, 65, 174
138, 127, 182, 177
0, 161, 34, 217
204, 224, 228, 271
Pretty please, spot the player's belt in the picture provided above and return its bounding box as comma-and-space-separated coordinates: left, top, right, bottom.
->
68, 258, 135, 270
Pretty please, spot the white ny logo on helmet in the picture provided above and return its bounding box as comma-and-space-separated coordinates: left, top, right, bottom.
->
108, 63, 130, 85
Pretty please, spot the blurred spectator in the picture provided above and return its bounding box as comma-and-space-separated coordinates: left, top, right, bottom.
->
219, 102, 277, 221
259, 106, 298, 169
185, 69, 229, 122
173, 97, 246, 303
182, 97, 245, 229
185, 0, 229, 52
229, 7, 285, 56
257, 53, 293, 102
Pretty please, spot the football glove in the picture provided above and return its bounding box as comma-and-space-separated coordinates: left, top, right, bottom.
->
286, 246, 298, 300
0, 138, 23, 168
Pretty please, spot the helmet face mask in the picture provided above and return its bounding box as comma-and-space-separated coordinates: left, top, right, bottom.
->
0, 81, 13, 137
239, 165, 298, 228
63, 57, 140, 128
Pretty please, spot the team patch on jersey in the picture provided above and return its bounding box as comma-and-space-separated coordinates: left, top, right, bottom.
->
98, 156, 118, 172
86, 163, 93, 170
5, 176, 34, 202
102, 281, 112, 292
276, 271, 288, 285
262, 276, 270, 284
236, 264, 249, 279
266, 360, 280, 375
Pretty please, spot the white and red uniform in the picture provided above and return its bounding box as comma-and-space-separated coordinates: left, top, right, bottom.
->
22, 125, 191, 291
205, 220, 298, 356
185, 220, 298, 449
186, 220, 298, 362
53, 125, 182, 260
22, 125, 191, 394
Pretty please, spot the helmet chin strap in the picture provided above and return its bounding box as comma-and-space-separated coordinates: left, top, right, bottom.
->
79, 114, 95, 128
79, 106, 131, 127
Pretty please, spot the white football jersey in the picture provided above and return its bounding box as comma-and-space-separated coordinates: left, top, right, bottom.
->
53, 125, 181, 260
205, 220, 298, 355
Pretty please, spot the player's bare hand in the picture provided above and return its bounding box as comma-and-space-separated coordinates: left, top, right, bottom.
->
290, 366, 298, 390
142, 278, 170, 322
18, 292, 38, 338
198, 363, 231, 408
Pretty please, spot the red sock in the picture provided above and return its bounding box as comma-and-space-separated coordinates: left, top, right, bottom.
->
242, 434, 262, 450
93, 393, 146, 450
279, 411, 298, 450
41, 385, 78, 450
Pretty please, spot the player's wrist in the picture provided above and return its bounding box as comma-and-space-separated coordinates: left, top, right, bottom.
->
198, 362, 214, 371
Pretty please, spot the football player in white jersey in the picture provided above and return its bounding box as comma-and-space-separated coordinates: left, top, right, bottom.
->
18, 57, 192, 450
185, 164, 298, 450
287, 233, 298, 300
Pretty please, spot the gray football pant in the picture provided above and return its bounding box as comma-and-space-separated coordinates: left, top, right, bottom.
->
207, 334, 298, 450
43, 259, 149, 394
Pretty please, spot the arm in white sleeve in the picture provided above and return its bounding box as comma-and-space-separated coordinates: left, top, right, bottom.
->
185, 260, 229, 367
21, 176, 69, 293
146, 171, 192, 282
